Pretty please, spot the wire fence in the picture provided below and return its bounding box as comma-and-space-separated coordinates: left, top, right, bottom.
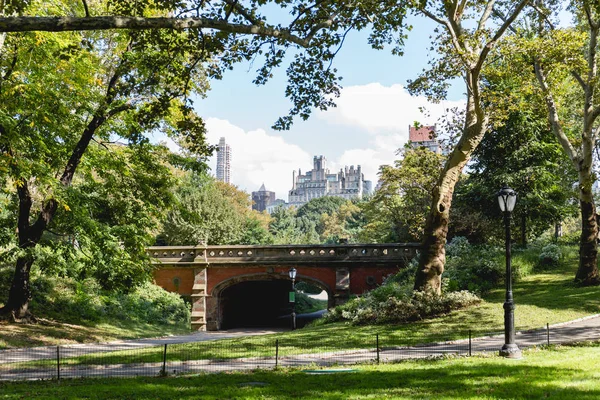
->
0, 322, 596, 381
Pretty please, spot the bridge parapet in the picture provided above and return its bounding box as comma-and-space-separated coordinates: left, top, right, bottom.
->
148, 243, 420, 266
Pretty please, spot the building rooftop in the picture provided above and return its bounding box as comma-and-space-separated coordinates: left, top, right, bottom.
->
409, 125, 436, 142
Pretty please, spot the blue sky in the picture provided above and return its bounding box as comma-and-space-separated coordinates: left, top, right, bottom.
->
185, 13, 466, 199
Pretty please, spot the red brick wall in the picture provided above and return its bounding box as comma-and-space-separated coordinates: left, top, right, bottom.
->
153, 268, 195, 295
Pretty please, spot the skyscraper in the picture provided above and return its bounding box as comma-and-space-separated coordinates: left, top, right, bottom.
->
216, 137, 231, 183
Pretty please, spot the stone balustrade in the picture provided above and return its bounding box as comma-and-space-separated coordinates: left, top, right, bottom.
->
147, 243, 420, 266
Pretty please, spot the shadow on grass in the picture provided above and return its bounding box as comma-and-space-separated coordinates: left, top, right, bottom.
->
1, 361, 598, 399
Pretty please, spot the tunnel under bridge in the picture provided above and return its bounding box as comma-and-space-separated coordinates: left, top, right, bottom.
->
149, 243, 419, 331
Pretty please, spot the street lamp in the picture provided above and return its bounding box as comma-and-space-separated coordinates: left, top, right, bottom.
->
288, 267, 297, 330
497, 185, 522, 359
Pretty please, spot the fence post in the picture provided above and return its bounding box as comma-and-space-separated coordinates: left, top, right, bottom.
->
468, 330, 472, 357
160, 344, 168, 376
376, 334, 380, 364
56, 346, 60, 381
547, 323, 550, 347
275, 339, 279, 369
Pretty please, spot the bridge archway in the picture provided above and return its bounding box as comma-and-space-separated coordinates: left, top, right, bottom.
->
208, 273, 332, 330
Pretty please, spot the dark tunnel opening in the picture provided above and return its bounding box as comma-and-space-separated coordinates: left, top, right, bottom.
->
220, 280, 293, 329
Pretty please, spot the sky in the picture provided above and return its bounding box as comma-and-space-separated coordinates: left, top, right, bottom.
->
163, 12, 468, 200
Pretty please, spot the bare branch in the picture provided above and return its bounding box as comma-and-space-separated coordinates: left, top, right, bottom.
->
572, 71, 587, 91
222, 0, 259, 25
419, 7, 464, 54
530, 2, 556, 30
534, 61, 580, 166
474, 0, 529, 73
82, 0, 90, 18
0, 16, 312, 47
477, 0, 496, 32
584, 3, 598, 30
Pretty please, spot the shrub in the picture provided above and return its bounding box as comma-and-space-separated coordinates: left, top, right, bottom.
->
24, 273, 190, 326
322, 289, 480, 325
444, 237, 504, 294
538, 243, 562, 269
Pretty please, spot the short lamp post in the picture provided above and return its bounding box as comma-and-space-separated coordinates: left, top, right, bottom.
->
497, 185, 522, 359
289, 267, 297, 331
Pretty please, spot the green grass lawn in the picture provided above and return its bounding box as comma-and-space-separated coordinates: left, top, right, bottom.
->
0, 319, 190, 349
2, 343, 600, 399
3, 244, 600, 360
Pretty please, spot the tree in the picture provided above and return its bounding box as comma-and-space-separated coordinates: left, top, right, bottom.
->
407, 1, 530, 294
528, 2, 600, 284
159, 173, 268, 245
321, 200, 365, 243
0, 1, 214, 319
454, 105, 577, 246
296, 196, 347, 236
361, 146, 445, 243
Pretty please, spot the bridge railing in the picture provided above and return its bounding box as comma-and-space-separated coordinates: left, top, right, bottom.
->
147, 243, 420, 266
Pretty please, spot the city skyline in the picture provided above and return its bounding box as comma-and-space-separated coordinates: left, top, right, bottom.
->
189, 13, 466, 197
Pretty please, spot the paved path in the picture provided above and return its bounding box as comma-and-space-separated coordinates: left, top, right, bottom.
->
0, 328, 284, 363
2, 314, 600, 381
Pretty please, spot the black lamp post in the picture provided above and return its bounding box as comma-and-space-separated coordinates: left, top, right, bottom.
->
497, 185, 522, 359
288, 267, 297, 331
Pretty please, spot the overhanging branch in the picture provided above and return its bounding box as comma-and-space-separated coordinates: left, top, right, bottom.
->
0, 16, 311, 47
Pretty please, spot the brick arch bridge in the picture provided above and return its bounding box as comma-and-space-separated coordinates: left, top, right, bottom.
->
149, 243, 419, 330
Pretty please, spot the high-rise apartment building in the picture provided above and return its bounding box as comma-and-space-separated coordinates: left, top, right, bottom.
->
408, 125, 441, 154
216, 137, 231, 183
288, 156, 372, 207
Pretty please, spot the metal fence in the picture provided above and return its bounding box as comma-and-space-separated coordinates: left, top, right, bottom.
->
0, 323, 594, 381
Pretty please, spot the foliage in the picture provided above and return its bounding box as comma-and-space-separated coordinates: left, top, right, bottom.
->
0, 0, 217, 315
443, 237, 504, 294
294, 293, 327, 315
158, 173, 269, 246
360, 147, 445, 243
295, 196, 347, 235
453, 87, 578, 245
0, 264, 189, 325
538, 243, 562, 269
323, 288, 480, 325
321, 200, 365, 243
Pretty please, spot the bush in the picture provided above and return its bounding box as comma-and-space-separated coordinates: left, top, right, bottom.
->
322, 289, 480, 325
24, 273, 190, 326
444, 237, 504, 294
538, 243, 562, 269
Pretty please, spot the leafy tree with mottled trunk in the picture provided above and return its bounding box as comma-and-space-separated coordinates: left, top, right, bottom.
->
527, 1, 600, 285
407, 1, 530, 294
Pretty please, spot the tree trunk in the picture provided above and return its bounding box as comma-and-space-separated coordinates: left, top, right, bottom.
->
1, 255, 35, 320
521, 214, 527, 248
414, 75, 486, 294
414, 183, 454, 294
575, 187, 599, 285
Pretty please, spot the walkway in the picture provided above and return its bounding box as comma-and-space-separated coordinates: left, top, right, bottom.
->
1, 315, 600, 381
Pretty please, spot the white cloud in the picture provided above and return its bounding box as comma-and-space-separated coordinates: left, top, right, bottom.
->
204, 83, 466, 200
205, 118, 311, 199
318, 82, 465, 142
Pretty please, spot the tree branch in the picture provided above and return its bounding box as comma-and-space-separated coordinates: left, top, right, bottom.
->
474, 0, 530, 73
419, 7, 464, 54
0, 16, 312, 47
477, 0, 496, 32
81, 0, 90, 18
534, 60, 579, 167
222, 0, 259, 25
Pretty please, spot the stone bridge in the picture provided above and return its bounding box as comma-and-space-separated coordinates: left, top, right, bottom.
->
149, 243, 419, 331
